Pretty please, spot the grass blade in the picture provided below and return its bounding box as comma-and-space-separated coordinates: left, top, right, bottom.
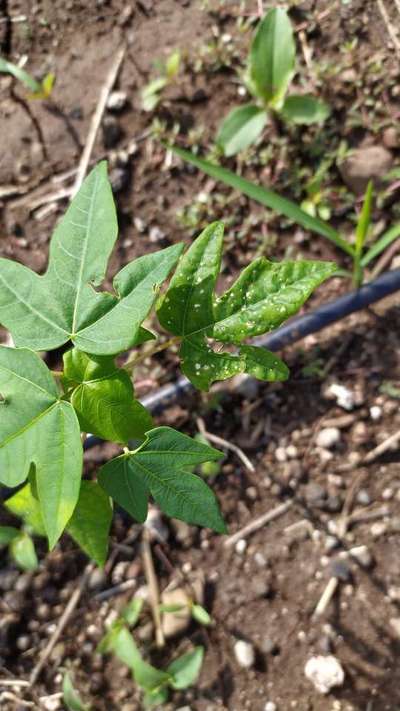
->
361, 223, 400, 267
170, 146, 354, 257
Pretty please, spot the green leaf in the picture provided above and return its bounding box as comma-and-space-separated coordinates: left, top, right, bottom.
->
66, 481, 112, 567
167, 646, 204, 690
0, 347, 82, 548
166, 50, 181, 79
361, 223, 400, 267
0, 526, 19, 546
10, 532, 38, 571
63, 349, 153, 443
5, 483, 46, 537
249, 8, 295, 107
98, 622, 142, 668
143, 688, 169, 708
280, 95, 330, 125
63, 672, 91, 711
239, 345, 289, 381
157, 221, 335, 389
132, 658, 170, 693
121, 597, 144, 627
141, 77, 168, 111
98, 426, 226, 533
191, 604, 211, 626
159, 603, 187, 613
216, 105, 268, 157
0, 57, 41, 92
169, 146, 353, 255
0, 163, 183, 355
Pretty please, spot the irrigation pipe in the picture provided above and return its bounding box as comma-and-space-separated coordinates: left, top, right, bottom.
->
82, 267, 400, 451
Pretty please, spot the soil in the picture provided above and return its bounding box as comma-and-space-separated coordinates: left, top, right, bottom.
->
1, 1, 400, 710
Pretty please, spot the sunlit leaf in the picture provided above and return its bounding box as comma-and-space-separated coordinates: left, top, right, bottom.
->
217, 104, 267, 157
249, 8, 295, 107
10, 532, 38, 571
167, 646, 204, 690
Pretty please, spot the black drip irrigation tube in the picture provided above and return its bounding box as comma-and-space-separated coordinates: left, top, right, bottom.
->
80, 268, 399, 452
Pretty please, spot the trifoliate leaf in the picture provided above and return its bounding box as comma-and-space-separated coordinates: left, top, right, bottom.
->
157, 221, 335, 390
0, 162, 183, 355
0, 347, 82, 548
66, 481, 112, 567
98, 426, 226, 533
167, 646, 204, 690
63, 349, 153, 443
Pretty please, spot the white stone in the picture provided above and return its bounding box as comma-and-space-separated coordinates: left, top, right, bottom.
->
390, 617, 400, 637
370, 405, 382, 421
264, 703, 277, 711
234, 639, 255, 668
107, 90, 127, 111
348, 545, 373, 568
304, 655, 345, 694
326, 383, 355, 410
235, 539, 247, 555
275, 446, 287, 462
316, 427, 341, 449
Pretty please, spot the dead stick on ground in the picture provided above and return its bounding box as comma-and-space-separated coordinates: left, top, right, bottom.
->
377, 0, 400, 56
29, 563, 94, 686
224, 500, 294, 548
142, 528, 164, 648
363, 429, 400, 463
313, 577, 339, 618
72, 46, 126, 196
196, 417, 255, 473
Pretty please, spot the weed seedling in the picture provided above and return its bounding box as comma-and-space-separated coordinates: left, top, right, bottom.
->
0, 56, 55, 99
216, 7, 330, 157
141, 50, 181, 112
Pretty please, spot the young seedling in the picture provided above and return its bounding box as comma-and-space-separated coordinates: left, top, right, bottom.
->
0, 161, 335, 566
98, 600, 204, 708
141, 50, 181, 112
63, 671, 91, 711
0, 525, 38, 572
0, 56, 55, 99
170, 145, 400, 286
216, 8, 330, 157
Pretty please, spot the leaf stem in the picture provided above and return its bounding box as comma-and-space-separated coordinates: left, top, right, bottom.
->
123, 336, 181, 371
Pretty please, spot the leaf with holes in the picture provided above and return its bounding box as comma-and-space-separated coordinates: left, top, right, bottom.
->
98, 427, 226, 533
0, 162, 183, 355
0, 346, 82, 548
157, 221, 335, 390
63, 348, 153, 443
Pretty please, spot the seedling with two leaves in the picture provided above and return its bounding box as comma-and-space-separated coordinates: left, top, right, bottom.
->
98, 597, 204, 708
0, 161, 335, 566
141, 50, 181, 112
170, 146, 400, 287
217, 8, 330, 157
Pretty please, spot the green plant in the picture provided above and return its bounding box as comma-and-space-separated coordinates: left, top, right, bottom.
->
63, 672, 91, 711
170, 145, 400, 286
0, 525, 38, 571
141, 50, 181, 112
0, 57, 55, 99
216, 8, 330, 157
98, 599, 204, 708
0, 161, 334, 563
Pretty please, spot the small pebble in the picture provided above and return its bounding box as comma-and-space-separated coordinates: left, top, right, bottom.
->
304, 655, 345, 694
370, 405, 382, 421
235, 539, 247, 555
264, 703, 277, 711
326, 383, 355, 410
348, 545, 373, 568
390, 617, 400, 637
370, 522, 387, 538
355, 489, 371, 506
107, 90, 128, 111
275, 446, 287, 463
234, 639, 255, 668
316, 427, 341, 449
382, 488, 394, 501
388, 586, 400, 602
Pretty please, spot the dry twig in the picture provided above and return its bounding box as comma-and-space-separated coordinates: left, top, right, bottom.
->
377, 0, 400, 56
224, 500, 293, 548
142, 528, 164, 648
196, 417, 255, 473
363, 429, 400, 463
29, 563, 94, 686
72, 46, 126, 196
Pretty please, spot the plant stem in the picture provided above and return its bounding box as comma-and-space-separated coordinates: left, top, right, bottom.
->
123, 335, 181, 371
